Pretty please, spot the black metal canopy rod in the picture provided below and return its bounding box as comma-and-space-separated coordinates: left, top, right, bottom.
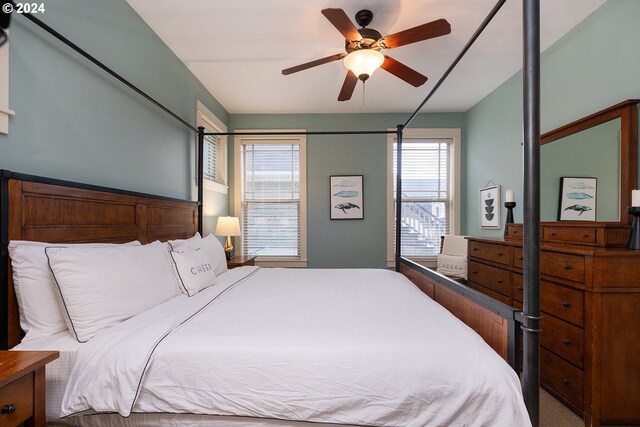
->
202, 130, 396, 136
403, 0, 507, 129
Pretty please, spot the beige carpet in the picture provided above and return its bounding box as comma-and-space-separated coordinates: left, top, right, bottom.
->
540, 387, 583, 427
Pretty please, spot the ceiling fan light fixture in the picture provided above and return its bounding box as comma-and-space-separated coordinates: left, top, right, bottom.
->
343, 49, 384, 81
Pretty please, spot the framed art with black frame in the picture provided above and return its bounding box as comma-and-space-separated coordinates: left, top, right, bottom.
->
479, 184, 501, 229
558, 176, 597, 221
330, 175, 363, 220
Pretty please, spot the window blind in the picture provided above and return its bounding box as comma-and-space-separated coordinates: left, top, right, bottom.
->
393, 139, 453, 258
203, 133, 221, 184
240, 143, 301, 258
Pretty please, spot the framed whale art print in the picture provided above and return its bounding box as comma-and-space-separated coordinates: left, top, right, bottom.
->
558, 177, 597, 221
479, 184, 501, 229
330, 175, 364, 220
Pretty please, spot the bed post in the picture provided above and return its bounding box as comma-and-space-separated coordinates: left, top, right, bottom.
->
394, 124, 404, 272
522, 0, 541, 425
197, 126, 204, 235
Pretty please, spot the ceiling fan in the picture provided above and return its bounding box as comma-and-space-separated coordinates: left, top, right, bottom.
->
282, 8, 451, 102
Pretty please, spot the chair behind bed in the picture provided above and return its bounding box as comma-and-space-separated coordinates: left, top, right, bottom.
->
0, 171, 198, 349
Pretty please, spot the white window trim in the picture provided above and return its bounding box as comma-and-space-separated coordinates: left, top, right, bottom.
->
195, 100, 228, 195
233, 130, 308, 268
386, 128, 461, 268
0, 31, 14, 135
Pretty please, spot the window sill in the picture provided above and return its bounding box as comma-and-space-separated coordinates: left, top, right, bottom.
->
203, 179, 228, 194
255, 259, 308, 268
387, 257, 437, 269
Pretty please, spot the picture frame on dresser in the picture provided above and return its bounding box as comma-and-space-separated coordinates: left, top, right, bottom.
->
479, 184, 500, 229
558, 177, 597, 221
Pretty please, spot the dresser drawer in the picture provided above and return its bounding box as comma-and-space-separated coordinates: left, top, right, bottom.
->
541, 281, 584, 327
468, 241, 512, 266
512, 273, 523, 303
541, 347, 584, 410
0, 373, 34, 426
543, 226, 597, 245
468, 260, 511, 296
513, 247, 524, 269
540, 251, 585, 283
541, 314, 584, 368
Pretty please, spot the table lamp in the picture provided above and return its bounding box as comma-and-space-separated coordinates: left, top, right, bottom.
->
215, 216, 241, 260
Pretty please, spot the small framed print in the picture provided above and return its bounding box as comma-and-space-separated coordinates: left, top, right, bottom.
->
330, 175, 363, 220
558, 177, 597, 221
480, 185, 501, 229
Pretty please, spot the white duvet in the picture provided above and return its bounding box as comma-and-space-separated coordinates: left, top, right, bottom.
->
51, 267, 530, 426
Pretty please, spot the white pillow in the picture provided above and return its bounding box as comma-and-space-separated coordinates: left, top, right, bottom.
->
436, 254, 468, 280
170, 249, 217, 296
8, 240, 140, 342
181, 234, 228, 276
45, 241, 181, 342
167, 232, 201, 251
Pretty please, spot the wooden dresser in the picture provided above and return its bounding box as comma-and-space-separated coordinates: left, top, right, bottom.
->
467, 222, 640, 427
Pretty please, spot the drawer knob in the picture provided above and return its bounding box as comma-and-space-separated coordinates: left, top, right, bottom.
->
518, 256, 524, 261
563, 377, 571, 384
550, 232, 557, 236
497, 279, 503, 284
497, 252, 503, 256
1, 404, 16, 414
563, 264, 572, 270
563, 338, 572, 345
517, 287, 524, 291
562, 301, 571, 308
472, 248, 478, 251
582, 234, 589, 238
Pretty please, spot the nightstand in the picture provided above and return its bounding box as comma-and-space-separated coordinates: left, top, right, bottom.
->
0, 351, 59, 427
227, 255, 256, 269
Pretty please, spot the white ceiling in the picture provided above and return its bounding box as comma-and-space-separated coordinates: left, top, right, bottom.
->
126, 0, 606, 114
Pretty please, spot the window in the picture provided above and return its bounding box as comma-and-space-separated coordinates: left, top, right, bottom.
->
196, 101, 227, 194
387, 128, 461, 267
0, 32, 12, 135
234, 131, 307, 267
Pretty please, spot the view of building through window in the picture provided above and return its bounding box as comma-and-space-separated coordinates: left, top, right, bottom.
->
392, 138, 454, 258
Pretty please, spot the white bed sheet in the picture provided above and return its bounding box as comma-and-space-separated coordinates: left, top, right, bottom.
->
17, 267, 530, 427
13, 330, 81, 421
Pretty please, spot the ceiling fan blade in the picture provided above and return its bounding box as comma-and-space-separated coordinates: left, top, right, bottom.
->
321, 8, 362, 42
338, 71, 358, 101
381, 55, 428, 87
282, 53, 346, 75
380, 18, 451, 49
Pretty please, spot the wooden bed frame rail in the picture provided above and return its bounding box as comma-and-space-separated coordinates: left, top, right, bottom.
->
400, 258, 521, 370
0, 170, 198, 349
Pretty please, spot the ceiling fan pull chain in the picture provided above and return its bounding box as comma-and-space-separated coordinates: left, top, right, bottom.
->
362, 81, 365, 106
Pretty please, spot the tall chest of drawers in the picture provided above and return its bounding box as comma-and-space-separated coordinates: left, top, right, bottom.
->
467, 223, 640, 427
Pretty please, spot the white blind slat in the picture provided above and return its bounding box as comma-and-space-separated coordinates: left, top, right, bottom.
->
241, 143, 301, 258
203, 133, 222, 183
393, 139, 453, 258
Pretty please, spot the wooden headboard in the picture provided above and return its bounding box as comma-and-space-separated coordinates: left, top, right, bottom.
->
0, 171, 198, 349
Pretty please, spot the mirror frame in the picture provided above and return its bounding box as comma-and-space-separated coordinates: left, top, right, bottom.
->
540, 99, 639, 225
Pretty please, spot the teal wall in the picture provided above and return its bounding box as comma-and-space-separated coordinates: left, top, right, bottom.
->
465, 0, 640, 237
229, 113, 465, 268
0, 0, 229, 226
